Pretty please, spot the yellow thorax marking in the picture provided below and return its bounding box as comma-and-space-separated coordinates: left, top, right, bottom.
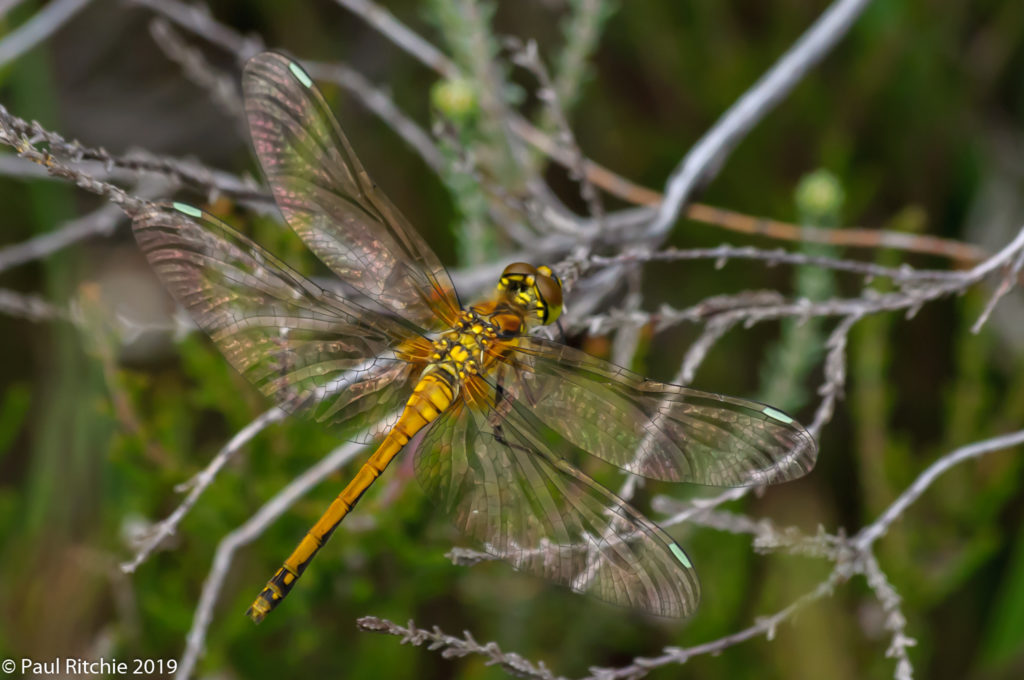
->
429, 311, 498, 381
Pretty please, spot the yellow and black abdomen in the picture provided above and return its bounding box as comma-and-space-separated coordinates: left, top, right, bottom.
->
246, 370, 456, 622
393, 370, 457, 441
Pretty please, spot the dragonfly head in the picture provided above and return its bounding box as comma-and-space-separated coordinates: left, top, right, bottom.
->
497, 262, 563, 326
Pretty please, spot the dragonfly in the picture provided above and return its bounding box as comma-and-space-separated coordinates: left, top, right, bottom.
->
131, 52, 817, 623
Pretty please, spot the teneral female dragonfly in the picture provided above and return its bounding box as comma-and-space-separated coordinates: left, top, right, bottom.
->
131, 53, 817, 623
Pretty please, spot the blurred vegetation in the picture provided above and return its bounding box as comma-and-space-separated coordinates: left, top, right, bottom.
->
1, 1, 1023, 679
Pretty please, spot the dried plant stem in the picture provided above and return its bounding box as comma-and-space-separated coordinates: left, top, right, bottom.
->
854, 428, 1024, 550
649, 0, 875, 238
357, 617, 564, 680
0, 0, 92, 66
120, 407, 288, 575
0, 287, 70, 322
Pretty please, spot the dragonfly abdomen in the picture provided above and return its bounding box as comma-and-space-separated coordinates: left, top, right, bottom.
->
246, 372, 456, 623
394, 371, 457, 441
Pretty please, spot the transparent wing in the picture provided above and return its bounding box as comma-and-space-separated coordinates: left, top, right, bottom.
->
132, 202, 432, 443
413, 379, 700, 617
243, 52, 461, 332
492, 337, 817, 486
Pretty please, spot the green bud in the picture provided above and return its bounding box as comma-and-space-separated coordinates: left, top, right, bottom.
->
431, 78, 477, 120
795, 169, 845, 223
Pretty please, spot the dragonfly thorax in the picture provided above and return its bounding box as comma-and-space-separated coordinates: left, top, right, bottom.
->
428, 310, 500, 382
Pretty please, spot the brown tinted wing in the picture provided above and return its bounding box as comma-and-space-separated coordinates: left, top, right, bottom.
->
243, 52, 461, 332
493, 337, 817, 486
412, 386, 700, 617
132, 202, 429, 443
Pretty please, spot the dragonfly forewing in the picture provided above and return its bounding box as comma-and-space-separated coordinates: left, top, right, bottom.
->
243, 53, 462, 333
132, 202, 431, 444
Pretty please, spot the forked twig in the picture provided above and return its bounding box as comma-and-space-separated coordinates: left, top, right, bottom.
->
120, 407, 288, 575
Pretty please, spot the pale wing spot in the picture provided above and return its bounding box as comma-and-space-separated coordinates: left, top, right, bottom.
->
762, 405, 795, 425
670, 543, 692, 569
172, 202, 203, 218
287, 61, 313, 88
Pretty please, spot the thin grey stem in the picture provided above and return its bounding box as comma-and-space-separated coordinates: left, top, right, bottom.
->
854, 428, 1024, 551
648, 0, 875, 238
357, 616, 564, 680
0, 204, 124, 274
0, 0, 93, 66
0, 288, 70, 323
120, 407, 288, 575
332, 0, 459, 77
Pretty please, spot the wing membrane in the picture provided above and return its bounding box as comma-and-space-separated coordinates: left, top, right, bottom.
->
413, 382, 700, 617
494, 337, 817, 486
243, 52, 461, 332
132, 202, 430, 442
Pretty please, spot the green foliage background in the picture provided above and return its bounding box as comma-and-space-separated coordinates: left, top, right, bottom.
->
1, 1, 1023, 678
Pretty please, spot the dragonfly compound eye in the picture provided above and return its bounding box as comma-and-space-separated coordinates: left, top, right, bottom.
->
498, 262, 536, 294
502, 262, 537, 278
535, 271, 563, 324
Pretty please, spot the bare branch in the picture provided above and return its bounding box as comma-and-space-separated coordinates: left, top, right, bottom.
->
0, 104, 148, 215
120, 407, 288, 575
133, 0, 445, 177
0, 176, 170, 274
584, 245, 967, 284
577, 226, 1024, 336
127, 0, 263, 60
304, 60, 444, 173
585, 570, 846, 680
854, 428, 1024, 551
971, 244, 1024, 333
691, 510, 844, 561
0, 203, 123, 274
807, 313, 861, 439
676, 315, 740, 386
512, 122, 992, 265
861, 552, 916, 680
654, 487, 750, 530
0, 287, 70, 323
357, 616, 564, 680
0, 0, 30, 21
0, 0, 92, 66
510, 38, 604, 227
149, 18, 246, 122
0, 102, 266, 209
333, 0, 459, 78
648, 0, 875, 237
